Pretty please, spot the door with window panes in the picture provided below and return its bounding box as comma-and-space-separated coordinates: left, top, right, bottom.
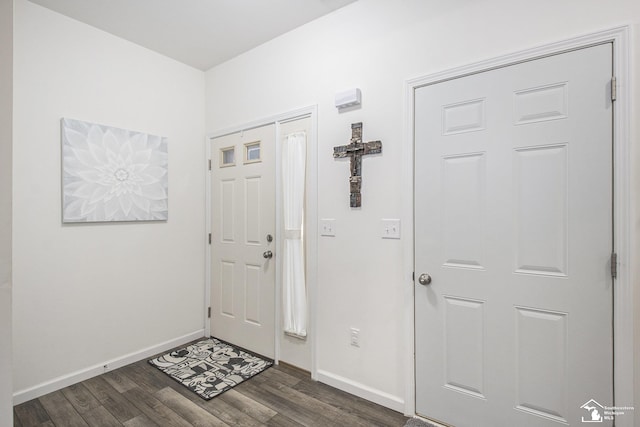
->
210, 124, 275, 357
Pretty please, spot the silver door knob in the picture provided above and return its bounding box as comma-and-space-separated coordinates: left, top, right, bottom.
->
263, 250, 273, 259
418, 273, 432, 285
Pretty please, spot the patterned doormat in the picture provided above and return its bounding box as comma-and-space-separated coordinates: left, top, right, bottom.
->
148, 337, 273, 400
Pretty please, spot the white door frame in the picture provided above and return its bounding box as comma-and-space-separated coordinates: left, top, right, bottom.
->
205, 105, 318, 378
402, 26, 632, 424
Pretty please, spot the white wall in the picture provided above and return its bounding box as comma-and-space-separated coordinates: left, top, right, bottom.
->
205, 0, 640, 416
12, 0, 206, 399
0, 0, 12, 423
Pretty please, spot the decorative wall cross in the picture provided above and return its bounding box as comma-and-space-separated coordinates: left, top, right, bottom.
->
333, 122, 382, 208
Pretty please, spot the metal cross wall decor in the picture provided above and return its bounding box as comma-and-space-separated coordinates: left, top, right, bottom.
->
333, 122, 382, 208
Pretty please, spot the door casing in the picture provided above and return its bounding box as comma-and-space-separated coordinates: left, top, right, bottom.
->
403, 26, 632, 424
205, 105, 318, 377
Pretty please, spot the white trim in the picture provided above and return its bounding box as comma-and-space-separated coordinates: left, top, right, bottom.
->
204, 141, 212, 338
205, 105, 319, 378
401, 69, 416, 417
207, 105, 317, 140
316, 369, 404, 413
12, 329, 204, 405
307, 110, 319, 380
403, 26, 633, 424
275, 122, 283, 364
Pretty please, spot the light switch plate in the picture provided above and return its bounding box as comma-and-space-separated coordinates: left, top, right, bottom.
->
381, 219, 401, 239
320, 219, 336, 237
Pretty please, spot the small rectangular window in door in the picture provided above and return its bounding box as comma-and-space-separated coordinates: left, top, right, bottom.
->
220, 147, 235, 167
244, 142, 261, 164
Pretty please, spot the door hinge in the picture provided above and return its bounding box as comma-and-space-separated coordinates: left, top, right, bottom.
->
611, 76, 617, 102
207, 307, 211, 318
208, 159, 212, 170
208, 233, 212, 244
412, 272, 415, 281
611, 252, 618, 279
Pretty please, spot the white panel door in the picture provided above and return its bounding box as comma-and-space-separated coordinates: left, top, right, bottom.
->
211, 124, 275, 358
415, 44, 613, 426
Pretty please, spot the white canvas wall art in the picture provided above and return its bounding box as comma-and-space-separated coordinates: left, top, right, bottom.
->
61, 118, 168, 222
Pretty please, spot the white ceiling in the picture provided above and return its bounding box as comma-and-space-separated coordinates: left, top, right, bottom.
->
28, 0, 358, 70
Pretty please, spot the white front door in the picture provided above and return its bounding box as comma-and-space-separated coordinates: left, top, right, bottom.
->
211, 124, 276, 358
415, 44, 613, 426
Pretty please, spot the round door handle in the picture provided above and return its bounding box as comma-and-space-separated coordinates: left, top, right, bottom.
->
263, 250, 273, 259
418, 273, 432, 286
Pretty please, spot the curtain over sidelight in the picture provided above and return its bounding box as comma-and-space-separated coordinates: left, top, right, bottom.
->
282, 132, 307, 338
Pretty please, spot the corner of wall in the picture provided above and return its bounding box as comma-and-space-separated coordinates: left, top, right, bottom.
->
12, 0, 206, 398
0, 0, 13, 423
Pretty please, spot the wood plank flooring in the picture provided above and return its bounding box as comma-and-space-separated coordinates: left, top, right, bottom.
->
13, 343, 409, 426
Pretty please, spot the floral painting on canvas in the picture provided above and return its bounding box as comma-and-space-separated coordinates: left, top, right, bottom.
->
61, 118, 168, 222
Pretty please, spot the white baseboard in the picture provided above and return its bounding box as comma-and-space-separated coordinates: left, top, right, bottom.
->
13, 329, 205, 405
316, 369, 404, 413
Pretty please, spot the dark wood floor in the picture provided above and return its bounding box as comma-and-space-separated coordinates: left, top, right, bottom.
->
13, 344, 409, 427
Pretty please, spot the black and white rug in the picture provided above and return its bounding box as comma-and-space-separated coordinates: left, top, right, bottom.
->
148, 337, 273, 400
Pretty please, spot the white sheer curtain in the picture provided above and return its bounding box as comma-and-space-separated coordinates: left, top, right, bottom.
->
282, 131, 307, 338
